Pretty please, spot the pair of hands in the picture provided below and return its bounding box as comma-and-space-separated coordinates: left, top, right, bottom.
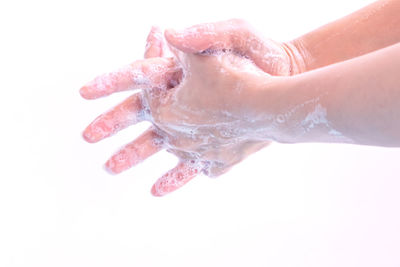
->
80, 19, 303, 196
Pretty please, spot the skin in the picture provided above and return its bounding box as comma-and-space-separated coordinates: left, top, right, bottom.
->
80, 0, 400, 196
292, 0, 400, 71
164, 0, 400, 73
81, 33, 272, 196
284, 42, 400, 147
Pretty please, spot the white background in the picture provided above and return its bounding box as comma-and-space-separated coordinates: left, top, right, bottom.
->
1, 0, 400, 266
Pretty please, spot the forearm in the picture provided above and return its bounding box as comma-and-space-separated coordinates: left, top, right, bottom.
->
278, 42, 400, 146
288, 0, 400, 72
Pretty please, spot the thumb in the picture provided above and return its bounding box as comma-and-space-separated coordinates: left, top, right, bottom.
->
164, 19, 248, 54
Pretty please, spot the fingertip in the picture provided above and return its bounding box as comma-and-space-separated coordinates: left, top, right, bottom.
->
82, 129, 97, 143
79, 86, 90, 99
82, 122, 107, 143
103, 159, 119, 175
80, 85, 100, 100
150, 25, 160, 32
151, 184, 162, 197
146, 25, 162, 44
164, 28, 179, 43
104, 149, 134, 175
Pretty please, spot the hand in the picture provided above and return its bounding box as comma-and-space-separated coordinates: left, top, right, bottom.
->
80, 26, 282, 197
164, 19, 306, 76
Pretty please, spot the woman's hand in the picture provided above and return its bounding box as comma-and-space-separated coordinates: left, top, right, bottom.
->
164, 19, 307, 76
80, 26, 286, 197
143, 50, 276, 176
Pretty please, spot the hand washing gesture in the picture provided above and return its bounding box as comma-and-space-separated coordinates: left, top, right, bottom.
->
82, 14, 398, 196
81, 3, 400, 197
80, 25, 289, 196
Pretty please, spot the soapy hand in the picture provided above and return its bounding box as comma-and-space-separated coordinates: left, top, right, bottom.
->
164, 19, 306, 75
80, 26, 282, 196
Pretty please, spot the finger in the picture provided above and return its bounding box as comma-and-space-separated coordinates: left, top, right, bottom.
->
164, 19, 250, 54
104, 127, 164, 174
151, 160, 201, 197
144, 26, 164, 58
79, 57, 177, 99
82, 93, 147, 143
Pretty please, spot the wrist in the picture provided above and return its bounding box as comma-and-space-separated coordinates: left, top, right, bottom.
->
244, 75, 304, 142
270, 72, 353, 144
248, 72, 329, 143
237, 59, 344, 144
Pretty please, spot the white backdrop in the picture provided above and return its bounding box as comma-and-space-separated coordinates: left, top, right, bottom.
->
1, 0, 400, 266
